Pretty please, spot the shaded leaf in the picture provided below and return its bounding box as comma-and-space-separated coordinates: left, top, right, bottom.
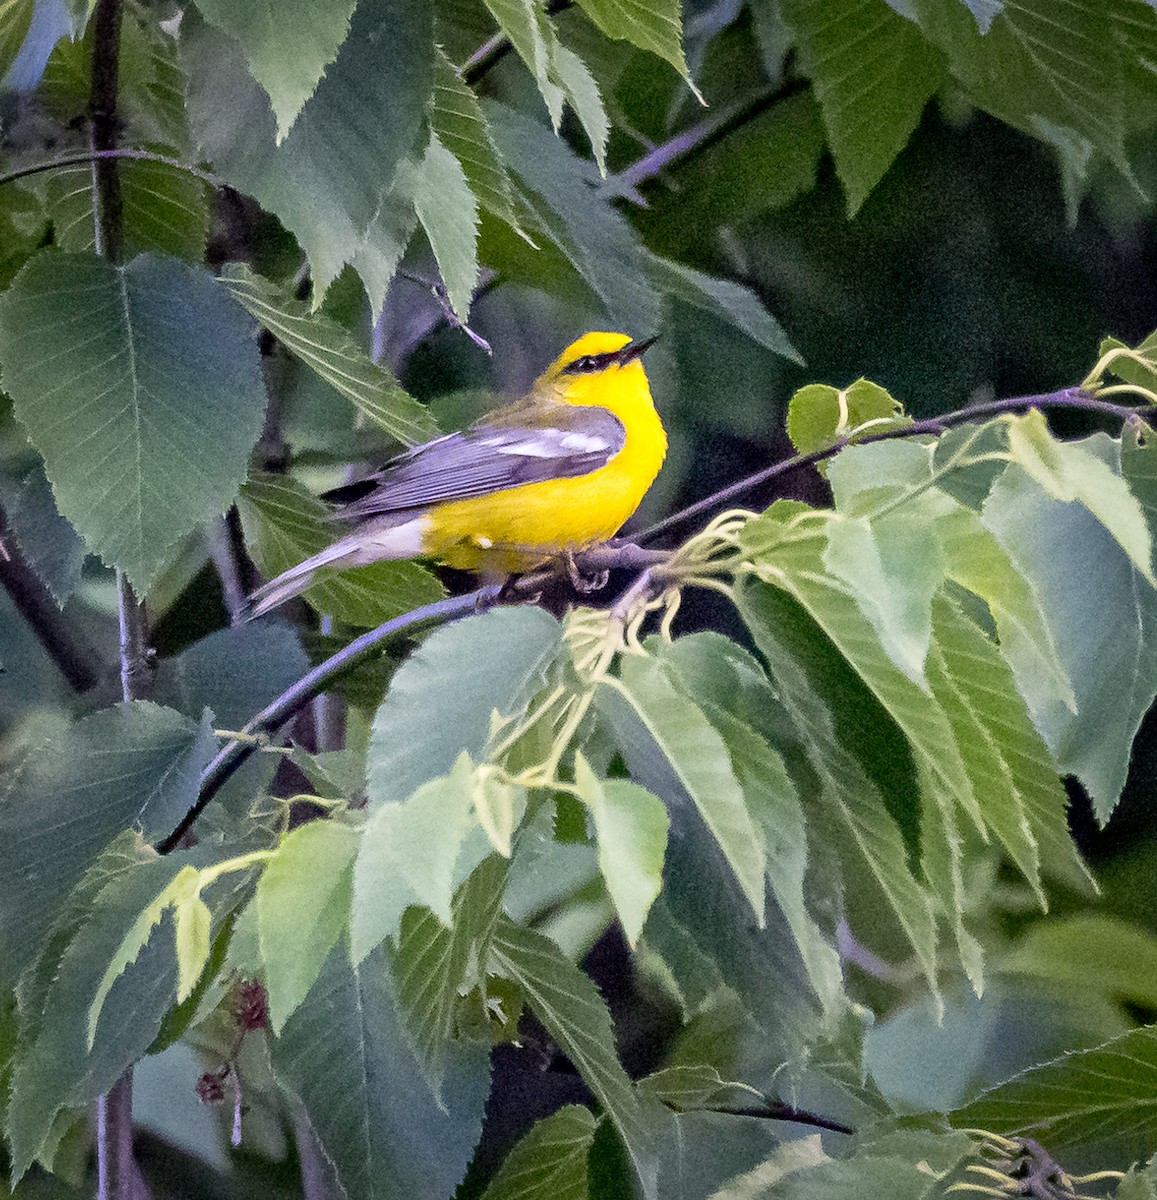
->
221, 262, 437, 446
0, 457, 86, 606
237, 473, 443, 627
413, 132, 480, 322
574, 0, 692, 85
0, 250, 266, 593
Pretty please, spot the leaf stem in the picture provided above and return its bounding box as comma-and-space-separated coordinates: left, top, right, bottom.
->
0, 147, 221, 192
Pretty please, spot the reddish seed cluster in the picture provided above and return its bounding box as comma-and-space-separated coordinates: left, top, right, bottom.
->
234, 979, 269, 1031
195, 1069, 227, 1104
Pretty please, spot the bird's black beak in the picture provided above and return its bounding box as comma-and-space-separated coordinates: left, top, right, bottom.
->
617, 336, 658, 364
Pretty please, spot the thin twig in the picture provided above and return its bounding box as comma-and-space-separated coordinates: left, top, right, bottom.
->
639, 386, 1141, 544
0, 147, 221, 192
462, 0, 574, 85
682, 1101, 854, 1136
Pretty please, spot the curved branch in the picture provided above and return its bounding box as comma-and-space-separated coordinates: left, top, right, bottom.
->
0, 147, 222, 192
156, 585, 506, 853
639, 386, 1145, 545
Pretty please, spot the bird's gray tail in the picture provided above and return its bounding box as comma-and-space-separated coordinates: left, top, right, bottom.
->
244, 534, 367, 619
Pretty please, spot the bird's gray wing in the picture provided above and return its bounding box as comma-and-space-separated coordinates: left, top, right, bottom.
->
322, 404, 626, 520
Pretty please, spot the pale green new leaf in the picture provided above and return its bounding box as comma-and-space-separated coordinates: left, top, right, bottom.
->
951, 1026, 1157, 1172
193, 0, 357, 141
256, 820, 359, 1032
490, 917, 661, 1198
367, 606, 563, 807
430, 47, 522, 229
413, 133, 480, 322
780, 0, 947, 214
478, 1105, 597, 1200
609, 654, 766, 924
1005, 410, 1155, 585
86, 865, 199, 1049
0, 251, 266, 593
573, 752, 668, 948
0, 0, 34, 82
0, 702, 217, 989
221, 262, 437, 446
351, 755, 480, 961
573, 0, 691, 85
236, 473, 443, 627
391, 856, 507, 1094
173, 888, 212, 1003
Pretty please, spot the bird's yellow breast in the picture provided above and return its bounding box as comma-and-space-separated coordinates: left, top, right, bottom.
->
421, 355, 666, 572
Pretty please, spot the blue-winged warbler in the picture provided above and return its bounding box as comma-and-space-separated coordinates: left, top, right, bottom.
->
247, 332, 665, 616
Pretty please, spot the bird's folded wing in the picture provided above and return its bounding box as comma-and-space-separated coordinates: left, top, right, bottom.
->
323, 404, 627, 520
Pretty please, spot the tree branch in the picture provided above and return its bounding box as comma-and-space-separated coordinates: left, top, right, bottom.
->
0, 509, 101, 692
0, 147, 221, 192
639, 386, 1145, 545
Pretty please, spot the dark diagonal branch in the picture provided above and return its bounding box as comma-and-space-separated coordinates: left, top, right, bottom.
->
640, 386, 1144, 545
156, 586, 506, 853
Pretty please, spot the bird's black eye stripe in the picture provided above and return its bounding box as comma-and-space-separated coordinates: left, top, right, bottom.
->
561, 348, 635, 375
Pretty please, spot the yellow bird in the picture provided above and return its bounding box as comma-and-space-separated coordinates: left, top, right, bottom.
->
247, 331, 665, 617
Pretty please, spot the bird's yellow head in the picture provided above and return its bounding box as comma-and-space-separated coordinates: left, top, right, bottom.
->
540, 331, 658, 410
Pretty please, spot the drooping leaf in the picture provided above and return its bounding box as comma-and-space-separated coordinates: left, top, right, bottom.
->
412, 133, 480, 322
236, 473, 443, 627
950, 1025, 1157, 1174
573, 0, 692, 86
477, 1105, 597, 1200
366, 606, 562, 807
351, 754, 482, 961
0, 702, 217, 988
256, 820, 359, 1032
390, 855, 507, 1095
489, 916, 661, 1198
220, 262, 438, 445
0, 250, 266, 593
193, 0, 357, 141
780, 0, 947, 214
573, 752, 668, 948
430, 46, 522, 230
182, 0, 433, 301
272, 945, 491, 1200
645, 254, 802, 363
605, 654, 766, 923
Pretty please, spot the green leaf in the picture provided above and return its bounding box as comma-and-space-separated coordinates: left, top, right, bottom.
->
489, 917, 661, 1199
606, 654, 766, 924
573, 752, 668, 949
45, 155, 210, 262
236, 473, 443, 627
0, 702, 217, 988
0, 0, 35, 82
0, 457, 86, 606
950, 1025, 1157, 1173
0, 250, 266, 593
983, 449, 1157, 821
220, 261, 437, 446
736, 578, 940, 994
573, 0, 692, 86
182, 0, 433, 300
430, 47, 522, 231
786, 379, 907, 455
734, 1153, 935, 1199
477, 1105, 597, 1200
487, 102, 661, 330
550, 42, 609, 174
1000, 915, 1157, 1012
272, 946, 491, 1200
638, 1064, 763, 1111
173, 887, 212, 1003
912, 0, 1132, 179
257, 820, 359, 1032
367, 606, 562, 807
780, 0, 947, 214
193, 0, 357, 141
1004, 410, 1155, 585
391, 855, 507, 1095
645, 255, 802, 363
1099, 331, 1157, 393
351, 754, 482, 960
413, 132, 480, 322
